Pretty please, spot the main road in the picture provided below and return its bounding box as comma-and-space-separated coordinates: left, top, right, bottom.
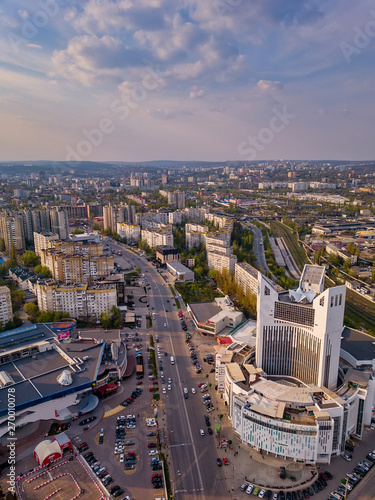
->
108, 240, 230, 500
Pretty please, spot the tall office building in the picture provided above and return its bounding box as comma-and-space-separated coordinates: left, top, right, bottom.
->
256, 265, 346, 390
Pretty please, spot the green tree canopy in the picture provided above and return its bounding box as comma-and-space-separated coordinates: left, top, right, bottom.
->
21, 250, 40, 268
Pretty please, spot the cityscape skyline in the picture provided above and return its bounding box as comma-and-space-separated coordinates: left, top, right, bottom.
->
1, 0, 374, 162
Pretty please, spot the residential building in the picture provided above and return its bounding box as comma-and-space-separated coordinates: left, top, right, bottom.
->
0, 213, 26, 253
167, 190, 186, 209
0, 286, 12, 326
207, 251, 237, 275
116, 223, 141, 242
50, 208, 69, 240
103, 205, 117, 232
168, 211, 183, 225
141, 227, 173, 247
34, 232, 59, 257
36, 280, 117, 321
234, 262, 258, 296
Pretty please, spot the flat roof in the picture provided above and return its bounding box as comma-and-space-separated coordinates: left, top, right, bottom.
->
167, 261, 191, 273
341, 326, 375, 361
0, 323, 56, 352
226, 363, 245, 382
79, 329, 120, 342
0, 341, 104, 416
189, 301, 221, 324
252, 379, 317, 405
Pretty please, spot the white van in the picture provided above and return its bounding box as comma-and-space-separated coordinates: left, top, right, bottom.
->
170, 356, 175, 365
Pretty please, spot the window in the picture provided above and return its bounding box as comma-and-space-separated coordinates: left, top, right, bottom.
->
265, 286, 270, 296
339, 294, 342, 306
335, 295, 338, 306
319, 297, 325, 306
330, 296, 334, 307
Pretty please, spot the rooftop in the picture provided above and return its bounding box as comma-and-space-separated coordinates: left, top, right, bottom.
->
341, 326, 375, 361
188, 301, 221, 324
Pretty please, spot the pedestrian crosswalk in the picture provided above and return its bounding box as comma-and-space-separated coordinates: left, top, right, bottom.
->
103, 405, 123, 418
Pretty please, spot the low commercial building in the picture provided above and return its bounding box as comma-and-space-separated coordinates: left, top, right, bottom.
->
0, 323, 104, 437
156, 245, 180, 265
166, 261, 194, 282
187, 296, 243, 336
326, 243, 357, 265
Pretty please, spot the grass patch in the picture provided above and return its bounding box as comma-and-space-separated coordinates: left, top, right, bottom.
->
159, 452, 172, 499
175, 298, 181, 309
270, 221, 309, 271
146, 315, 152, 328
152, 393, 160, 400
168, 284, 175, 296
175, 282, 223, 303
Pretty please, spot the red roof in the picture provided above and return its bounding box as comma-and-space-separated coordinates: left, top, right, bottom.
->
217, 337, 233, 345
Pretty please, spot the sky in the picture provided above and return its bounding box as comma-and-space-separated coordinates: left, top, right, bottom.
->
0, 0, 374, 163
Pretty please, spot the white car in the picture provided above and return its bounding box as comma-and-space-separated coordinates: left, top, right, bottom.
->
119, 453, 124, 463
168, 378, 172, 384
168, 385, 171, 391
162, 387, 166, 394
246, 484, 254, 495
158, 354, 161, 359
146, 418, 156, 427
191, 388, 196, 394
149, 449, 158, 455
200, 429, 205, 436
259, 489, 266, 499
164, 323, 167, 327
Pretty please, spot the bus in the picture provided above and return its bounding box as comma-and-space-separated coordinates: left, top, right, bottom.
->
170, 356, 175, 365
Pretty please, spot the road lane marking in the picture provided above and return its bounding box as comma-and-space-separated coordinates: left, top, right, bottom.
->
169, 443, 192, 448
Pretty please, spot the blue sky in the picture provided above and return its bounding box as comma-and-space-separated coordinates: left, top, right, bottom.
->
0, 0, 374, 162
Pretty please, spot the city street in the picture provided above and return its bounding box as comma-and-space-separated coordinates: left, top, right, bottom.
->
109, 243, 230, 500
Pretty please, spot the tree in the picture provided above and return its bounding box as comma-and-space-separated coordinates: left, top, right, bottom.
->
21, 250, 40, 268
35, 265, 52, 278
11, 290, 25, 312
347, 242, 355, 255
92, 222, 100, 230
9, 244, 17, 266
71, 228, 84, 235
135, 266, 141, 274
0, 238, 5, 252
24, 302, 39, 322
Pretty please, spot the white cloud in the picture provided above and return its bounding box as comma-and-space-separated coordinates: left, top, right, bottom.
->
257, 80, 283, 92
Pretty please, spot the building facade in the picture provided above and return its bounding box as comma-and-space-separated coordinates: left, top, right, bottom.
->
0, 286, 12, 326
256, 266, 346, 390
235, 262, 258, 296
36, 280, 117, 320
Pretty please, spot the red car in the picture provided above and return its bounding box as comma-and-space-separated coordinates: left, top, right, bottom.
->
136, 381, 143, 385
223, 457, 229, 465
127, 452, 136, 457
78, 442, 87, 449
198, 383, 205, 387
148, 443, 157, 448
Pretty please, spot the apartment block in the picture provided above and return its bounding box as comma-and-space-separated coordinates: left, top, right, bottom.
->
207, 251, 237, 275
36, 280, 117, 321
0, 213, 26, 253
117, 223, 141, 242
34, 232, 59, 257
234, 262, 258, 296
0, 286, 12, 326
141, 227, 173, 247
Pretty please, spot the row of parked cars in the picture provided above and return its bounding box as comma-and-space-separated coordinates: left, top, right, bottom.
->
241, 471, 333, 499
328, 450, 375, 500
83, 450, 124, 496
120, 387, 143, 407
